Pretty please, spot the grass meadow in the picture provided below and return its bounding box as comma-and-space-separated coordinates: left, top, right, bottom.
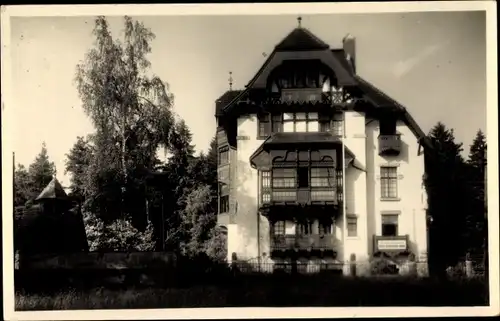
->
15, 272, 489, 310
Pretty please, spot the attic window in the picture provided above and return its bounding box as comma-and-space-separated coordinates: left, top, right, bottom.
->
272, 66, 331, 90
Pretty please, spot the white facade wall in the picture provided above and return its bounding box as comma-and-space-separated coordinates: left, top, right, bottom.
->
227, 113, 428, 269
231, 114, 267, 261
341, 111, 369, 267
365, 120, 428, 260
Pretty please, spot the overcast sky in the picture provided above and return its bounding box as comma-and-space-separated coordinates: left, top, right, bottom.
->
10, 11, 486, 186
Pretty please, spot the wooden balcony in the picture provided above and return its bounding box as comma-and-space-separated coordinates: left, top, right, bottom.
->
263, 187, 339, 205
281, 88, 323, 103
378, 134, 402, 156
271, 234, 337, 258
373, 235, 409, 254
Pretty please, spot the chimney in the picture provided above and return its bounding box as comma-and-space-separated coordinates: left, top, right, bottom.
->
342, 34, 356, 73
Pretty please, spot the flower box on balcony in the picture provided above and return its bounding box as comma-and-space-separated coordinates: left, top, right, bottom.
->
378, 134, 402, 156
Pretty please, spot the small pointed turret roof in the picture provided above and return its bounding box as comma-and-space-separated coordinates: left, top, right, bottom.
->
35, 177, 69, 202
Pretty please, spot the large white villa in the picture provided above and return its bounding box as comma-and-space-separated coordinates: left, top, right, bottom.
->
214, 20, 430, 276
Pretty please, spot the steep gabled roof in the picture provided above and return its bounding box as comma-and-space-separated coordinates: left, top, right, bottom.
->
214, 27, 430, 149
35, 177, 68, 202
275, 27, 330, 51
353, 76, 429, 146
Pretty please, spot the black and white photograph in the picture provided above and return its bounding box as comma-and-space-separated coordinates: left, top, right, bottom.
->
2, 2, 498, 319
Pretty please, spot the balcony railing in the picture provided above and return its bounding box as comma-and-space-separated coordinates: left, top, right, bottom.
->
373, 235, 409, 253
263, 187, 338, 205
271, 234, 336, 253
378, 134, 402, 156
281, 88, 323, 103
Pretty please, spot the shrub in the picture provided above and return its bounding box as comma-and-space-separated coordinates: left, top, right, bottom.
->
370, 258, 399, 275
83, 211, 155, 252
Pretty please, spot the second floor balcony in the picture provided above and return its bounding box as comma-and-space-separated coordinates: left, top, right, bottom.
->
271, 234, 337, 258
281, 88, 323, 103
263, 187, 339, 205
260, 166, 344, 209
378, 134, 402, 156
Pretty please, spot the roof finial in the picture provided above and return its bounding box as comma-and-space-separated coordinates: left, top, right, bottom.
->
228, 71, 233, 91
297, 16, 302, 28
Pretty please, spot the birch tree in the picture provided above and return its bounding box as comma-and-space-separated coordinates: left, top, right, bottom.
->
75, 16, 174, 218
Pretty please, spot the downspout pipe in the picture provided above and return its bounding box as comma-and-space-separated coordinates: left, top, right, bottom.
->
257, 170, 261, 268
341, 114, 347, 264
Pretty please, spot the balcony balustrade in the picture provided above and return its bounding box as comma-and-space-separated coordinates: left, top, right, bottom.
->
271, 234, 336, 255
281, 88, 323, 103
263, 187, 338, 205
378, 134, 402, 156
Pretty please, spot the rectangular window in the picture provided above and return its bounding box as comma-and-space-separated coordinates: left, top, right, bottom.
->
332, 113, 344, 136
258, 113, 271, 138
319, 113, 331, 133
381, 214, 399, 236
272, 221, 285, 236
219, 195, 229, 214
295, 112, 307, 132
261, 170, 271, 204
272, 114, 283, 133
218, 146, 229, 165
347, 217, 357, 237
319, 121, 331, 133
310, 167, 335, 188
283, 113, 295, 132
380, 166, 398, 199
308, 113, 319, 132
282, 112, 320, 133
272, 168, 296, 188
332, 120, 344, 136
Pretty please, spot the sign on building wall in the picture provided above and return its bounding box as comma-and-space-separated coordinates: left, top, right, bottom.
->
377, 239, 407, 251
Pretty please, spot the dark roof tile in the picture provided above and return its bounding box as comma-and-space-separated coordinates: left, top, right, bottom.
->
35, 177, 68, 202
275, 27, 329, 51
215, 90, 244, 116
331, 49, 354, 74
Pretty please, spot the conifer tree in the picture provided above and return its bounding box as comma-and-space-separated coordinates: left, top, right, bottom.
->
65, 136, 93, 201
28, 142, 56, 196
425, 122, 467, 277
466, 129, 487, 267
13, 164, 32, 207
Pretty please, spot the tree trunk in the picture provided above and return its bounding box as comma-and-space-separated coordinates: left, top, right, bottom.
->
121, 117, 127, 218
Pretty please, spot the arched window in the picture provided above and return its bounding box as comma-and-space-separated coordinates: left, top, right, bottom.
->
322, 77, 330, 93
271, 82, 279, 93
